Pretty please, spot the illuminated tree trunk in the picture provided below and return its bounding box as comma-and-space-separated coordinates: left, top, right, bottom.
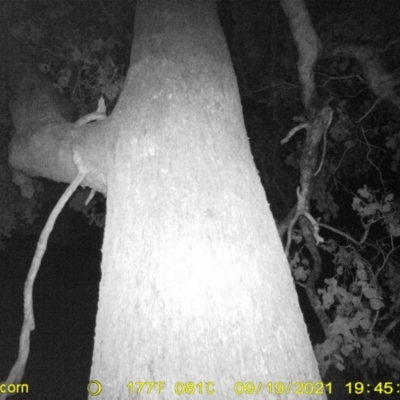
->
89, 0, 324, 399
1, 0, 325, 398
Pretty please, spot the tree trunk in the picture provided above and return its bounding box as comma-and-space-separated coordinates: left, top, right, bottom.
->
89, 0, 324, 399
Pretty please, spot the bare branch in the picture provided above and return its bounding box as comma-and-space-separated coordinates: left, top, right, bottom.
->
0, 153, 87, 398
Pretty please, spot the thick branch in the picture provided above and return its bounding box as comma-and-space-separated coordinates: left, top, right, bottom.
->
280, 0, 334, 350
8, 121, 109, 194
280, 0, 321, 109
327, 44, 400, 111
1, 20, 110, 193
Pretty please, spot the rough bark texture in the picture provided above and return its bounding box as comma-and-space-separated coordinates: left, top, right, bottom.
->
280, 0, 321, 109
90, 0, 324, 399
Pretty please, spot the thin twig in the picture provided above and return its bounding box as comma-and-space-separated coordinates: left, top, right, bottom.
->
0, 153, 87, 399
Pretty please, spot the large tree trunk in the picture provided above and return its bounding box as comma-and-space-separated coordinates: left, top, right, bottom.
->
1, 0, 325, 398
89, 0, 324, 399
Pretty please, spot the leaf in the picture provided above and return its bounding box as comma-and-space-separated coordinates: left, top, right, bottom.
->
379, 341, 392, 355
385, 136, 397, 150
322, 292, 335, 309
357, 280, 369, 290
355, 309, 371, 319
352, 197, 361, 210
359, 318, 371, 330
333, 354, 344, 362
336, 286, 352, 303
357, 269, 368, 281
362, 204, 377, 216
358, 186, 371, 199
335, 362, 345, 371
363, 346, 380, 359
351, 296, 362, 307
292, 232, 303, 244
384, 194, 394, 202
344, 140, 355, 149
348, 317, 360, 329
293, 266, 308, 281
387, 223, 400, 237
363, 287, 378, 299
341, 344, 354, 356
370, 298, 384, 310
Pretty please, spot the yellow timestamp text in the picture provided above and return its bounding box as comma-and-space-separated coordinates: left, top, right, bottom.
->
346, 382, 400, 396
127, 381, 215, 395
233, 381, 332, 395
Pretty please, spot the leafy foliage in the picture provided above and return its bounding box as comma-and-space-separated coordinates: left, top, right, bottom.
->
289, 186, 400, 380
9, 0, 131, 114
226, 0, 400, 382
0, 0, 133, 241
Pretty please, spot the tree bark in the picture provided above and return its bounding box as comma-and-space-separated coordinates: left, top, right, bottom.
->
89, 0, 324, 398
